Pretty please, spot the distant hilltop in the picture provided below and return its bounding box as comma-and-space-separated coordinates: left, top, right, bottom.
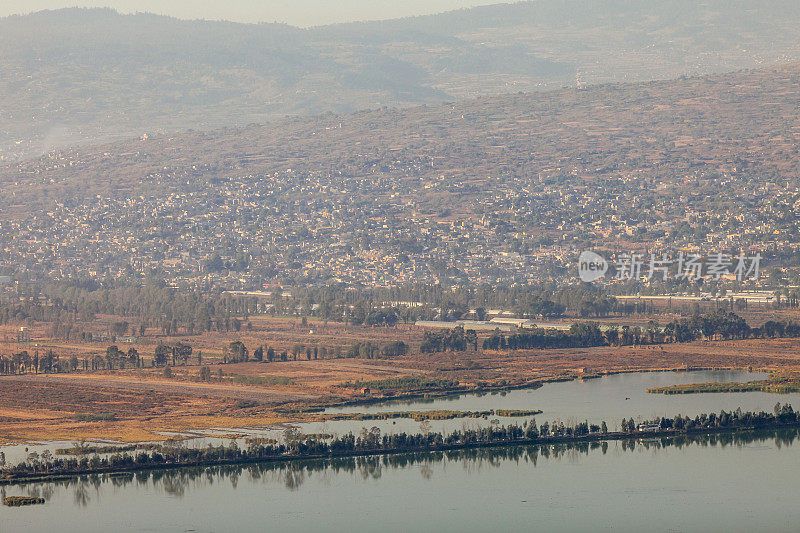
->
3, 1, 800, 158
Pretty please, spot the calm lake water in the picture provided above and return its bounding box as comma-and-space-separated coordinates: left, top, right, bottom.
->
4, 370, 800, 532
164, 370, 790, 447
328, 370, 779, 418
2, 430, 800, 532
314, 370, 784, 435
0, 371, 790, 465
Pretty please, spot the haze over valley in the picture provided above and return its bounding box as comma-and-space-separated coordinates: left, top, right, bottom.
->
3, 1, 800, 159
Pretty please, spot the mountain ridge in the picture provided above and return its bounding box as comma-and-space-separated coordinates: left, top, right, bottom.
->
3, 60, 799, 210
3, 1, 800, 159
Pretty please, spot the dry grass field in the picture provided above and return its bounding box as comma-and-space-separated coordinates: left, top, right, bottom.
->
3, 318, 800, 444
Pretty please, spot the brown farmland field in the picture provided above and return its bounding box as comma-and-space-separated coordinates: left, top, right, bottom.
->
3, 320, 800, 444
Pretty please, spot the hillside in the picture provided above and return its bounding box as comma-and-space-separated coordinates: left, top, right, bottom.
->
5, 62, 800, 206
1, 63, 800, 287
3, 1, 800, 159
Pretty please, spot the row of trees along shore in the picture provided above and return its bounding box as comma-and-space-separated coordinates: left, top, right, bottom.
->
2, 405, 798, 482
6, 428, 799, 494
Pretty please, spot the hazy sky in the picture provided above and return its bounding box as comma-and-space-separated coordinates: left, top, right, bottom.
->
0, 0, 504, 26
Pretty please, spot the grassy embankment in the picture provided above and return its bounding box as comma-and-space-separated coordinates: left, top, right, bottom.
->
322, 409, 542, 422
648, 372, 800, 395
3, 496, 45, 506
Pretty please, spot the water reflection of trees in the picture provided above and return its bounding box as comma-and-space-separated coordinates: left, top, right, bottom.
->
282, 464, 305, 490
73, 480, 90, 507
8, 428, 796, 505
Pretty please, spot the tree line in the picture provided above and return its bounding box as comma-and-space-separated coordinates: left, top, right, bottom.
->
481, 311, 800, 352
0, 335, 413, 375
3, 405, 798, 481
482, 322, 605, 351
0, 280, 624, 337
420, 326, 478, 353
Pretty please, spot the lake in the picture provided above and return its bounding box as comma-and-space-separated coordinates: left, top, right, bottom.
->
2, 429, 799, 532
1, 370, 789, 466
309, 370, 785, 436
4, 370, 800, 532
159, 370, 794, 448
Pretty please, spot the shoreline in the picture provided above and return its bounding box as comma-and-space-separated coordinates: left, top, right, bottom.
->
0, 365, 769, 446
3, 420, 796, 486
308, 364, 764, 411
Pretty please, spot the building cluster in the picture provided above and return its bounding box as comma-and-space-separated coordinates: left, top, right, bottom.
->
1, 159, 797, 291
